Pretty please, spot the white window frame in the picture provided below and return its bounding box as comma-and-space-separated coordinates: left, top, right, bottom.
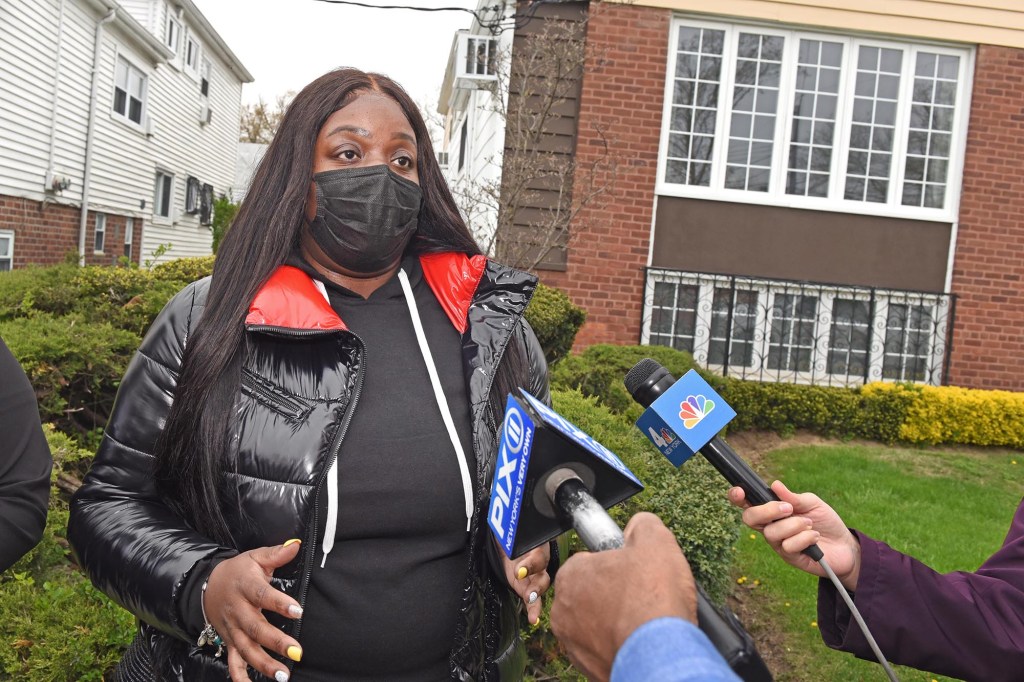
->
112, 53, 148, 126
0, 230, 13, 271
656, 17, 974, 222
165, 14, 181, 55
124, 217, 134, 260
200, 57, 211, 98
154, 171, 174, 220
184, 33, 200, 75
94, 213, 106, 254
642, 271, 949, 386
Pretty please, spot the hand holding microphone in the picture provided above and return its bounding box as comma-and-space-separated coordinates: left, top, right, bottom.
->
550, 512, 698, 682
729, 480, 862, 591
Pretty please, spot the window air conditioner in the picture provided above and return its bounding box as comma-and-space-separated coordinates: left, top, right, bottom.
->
455, 33, 498, 89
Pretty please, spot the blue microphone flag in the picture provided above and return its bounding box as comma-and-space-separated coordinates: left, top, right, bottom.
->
488, 393, 536, 558
488, 390, 644, 559
635, 369, 736, 467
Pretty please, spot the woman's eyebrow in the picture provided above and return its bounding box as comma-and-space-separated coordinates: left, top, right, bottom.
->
326, 124, 371, 138
392, 131, 416, 144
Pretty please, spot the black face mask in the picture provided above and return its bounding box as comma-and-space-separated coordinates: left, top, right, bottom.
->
307, 165, 422, 273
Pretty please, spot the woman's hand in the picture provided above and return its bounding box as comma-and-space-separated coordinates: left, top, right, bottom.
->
497, 541, 551, 624
729, 480, 862, 590
204, 540, 306, 681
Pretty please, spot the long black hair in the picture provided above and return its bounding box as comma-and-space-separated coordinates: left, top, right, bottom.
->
153, 68, 526, 544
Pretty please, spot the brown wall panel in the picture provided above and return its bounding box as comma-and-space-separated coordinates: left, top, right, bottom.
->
652, 196, 952, 293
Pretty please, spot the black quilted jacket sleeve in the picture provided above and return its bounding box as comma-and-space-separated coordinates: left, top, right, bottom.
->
68, 279, 235, 642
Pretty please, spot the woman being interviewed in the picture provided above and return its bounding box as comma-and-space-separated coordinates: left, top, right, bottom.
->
68, 67, 552, 682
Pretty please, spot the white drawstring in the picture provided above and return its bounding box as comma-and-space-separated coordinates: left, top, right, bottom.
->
397, 268, 474, 532
320, 268, 474, 568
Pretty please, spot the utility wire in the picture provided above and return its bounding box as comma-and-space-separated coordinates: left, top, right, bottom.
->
309, 0, 553, 33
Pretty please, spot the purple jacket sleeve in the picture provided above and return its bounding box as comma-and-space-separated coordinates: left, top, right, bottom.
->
817, 497, 1024, 681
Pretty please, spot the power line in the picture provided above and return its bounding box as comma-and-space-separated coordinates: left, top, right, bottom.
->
308, 0, 554, 34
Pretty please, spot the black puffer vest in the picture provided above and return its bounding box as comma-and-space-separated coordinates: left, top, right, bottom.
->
69, 252, 550, 680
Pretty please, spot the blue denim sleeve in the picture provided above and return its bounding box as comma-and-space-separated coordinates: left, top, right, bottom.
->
611, 618, 741, 682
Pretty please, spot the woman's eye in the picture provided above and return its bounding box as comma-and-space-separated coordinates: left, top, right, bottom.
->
394, 156, 414, 168
339, 149, 358, 160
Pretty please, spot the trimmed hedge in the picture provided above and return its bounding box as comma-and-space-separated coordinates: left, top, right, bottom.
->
550, 388, 740, 602
524, 389, 741, 679
869, 383, 1024, 448
550, 343, 708, 419
552, 344, 1024, 450
524, 283, 586, 366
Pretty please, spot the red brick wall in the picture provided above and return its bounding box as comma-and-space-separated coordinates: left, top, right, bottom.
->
538, 2, 668, 347
0, 195, 139, 268
949, 45, 1024, 391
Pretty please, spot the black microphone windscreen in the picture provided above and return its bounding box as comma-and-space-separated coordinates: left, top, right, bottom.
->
624, 358, 662, 398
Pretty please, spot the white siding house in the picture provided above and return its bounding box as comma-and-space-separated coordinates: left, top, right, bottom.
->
438, 3, 514, 254
0, 0, 251, 267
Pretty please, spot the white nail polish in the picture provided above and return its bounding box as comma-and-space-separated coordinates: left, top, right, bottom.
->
528, 591, 539, 605
288, 604, 303, 618
275, 671, 289, 682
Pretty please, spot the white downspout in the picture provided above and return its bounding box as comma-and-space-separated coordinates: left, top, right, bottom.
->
45, 0, 67, 196
78, 8, 116, 266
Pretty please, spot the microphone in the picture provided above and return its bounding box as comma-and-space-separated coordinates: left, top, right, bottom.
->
624, 359, 822, 562
487, 389, 772, 681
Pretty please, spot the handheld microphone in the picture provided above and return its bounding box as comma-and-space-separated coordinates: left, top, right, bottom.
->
487, 389, 773, 681
625, 360, 900, 681
624, 359, 822, 561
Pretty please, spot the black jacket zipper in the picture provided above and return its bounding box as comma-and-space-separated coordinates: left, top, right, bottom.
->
285, 332, 365, 670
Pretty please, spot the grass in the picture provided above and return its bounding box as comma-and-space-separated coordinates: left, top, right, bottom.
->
732, 442, 1023, 682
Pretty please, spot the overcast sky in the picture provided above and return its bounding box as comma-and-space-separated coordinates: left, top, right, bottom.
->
190, 0, 480, 114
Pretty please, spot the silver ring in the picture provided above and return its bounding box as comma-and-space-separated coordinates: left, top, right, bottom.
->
528, 591, 539, 605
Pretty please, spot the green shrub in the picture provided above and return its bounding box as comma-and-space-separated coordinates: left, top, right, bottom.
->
550, 344, 711, 419
894, 383, 1024, 448
525, 389, 741, 679
550, 388, 740, 601
721, 381, 863, 438
211, 196, 240, 255
0, 427, 135, 681
524, 283, 586, 366
0, 265, 81, 322
0, 314, 139, 445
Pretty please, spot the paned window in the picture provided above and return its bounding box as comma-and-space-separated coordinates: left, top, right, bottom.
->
154, 172, 173, 219
185, 35, 199, 72
659, 20, 970, 218
665, 26, 724, 187
165, 15, 181, 53
124, 217, 134, 260
828, 297, 871, 376
883, 302, 934, 381
649, 281, 699, 352
787, 39, 843, 197
0, 231, 13, 271
113, 56, 146, 125
643, 270, 951, 386
709, 287, 758, 367
768, 293, 818, 372
94, 213, 106, 253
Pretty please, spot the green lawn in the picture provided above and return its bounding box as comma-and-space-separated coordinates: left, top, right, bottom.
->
732, 441, 1023, 682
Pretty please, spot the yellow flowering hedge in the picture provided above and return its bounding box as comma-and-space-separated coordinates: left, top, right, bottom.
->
865, 383, 1024, 448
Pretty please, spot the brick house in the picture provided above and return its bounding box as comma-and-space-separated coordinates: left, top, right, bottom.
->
0, 0, 251, 269
441, 0, 1024, 391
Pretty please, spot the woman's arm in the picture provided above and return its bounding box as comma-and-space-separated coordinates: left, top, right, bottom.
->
0, 338, 51, 572
817, 501, 1024, 682
68, 281, 236, 642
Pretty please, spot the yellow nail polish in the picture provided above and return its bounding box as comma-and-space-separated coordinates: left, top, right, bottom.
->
283, 539, 301, 547
516, 566, 528, 580
287, 645, 303, 662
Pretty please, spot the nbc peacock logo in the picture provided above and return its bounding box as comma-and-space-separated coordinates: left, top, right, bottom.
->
679, 394, 715, 429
